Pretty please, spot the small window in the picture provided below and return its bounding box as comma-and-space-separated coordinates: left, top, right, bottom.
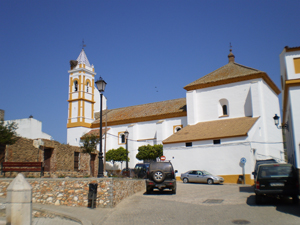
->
74, 152, 80, 171
121, 134, 125, 143
213, 139, 221, 145
174, 125, 183, 133
74, 81, 78, 92
86, 82, 89, 92
222, 105, 228, 116
186, 142, 192, 147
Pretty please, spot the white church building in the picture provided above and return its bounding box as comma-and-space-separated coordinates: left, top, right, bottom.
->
67, 49, 284, 184
280, 46, 300, 177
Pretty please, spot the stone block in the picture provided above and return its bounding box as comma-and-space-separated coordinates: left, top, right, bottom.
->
6, 173, 32, 225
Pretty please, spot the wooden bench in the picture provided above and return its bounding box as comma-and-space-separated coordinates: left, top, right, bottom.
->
1, 162, 44, 177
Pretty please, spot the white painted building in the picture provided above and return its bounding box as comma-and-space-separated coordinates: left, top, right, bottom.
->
280, 46, 300, 175
5, 117, 52, 140
67, 49, 284, 184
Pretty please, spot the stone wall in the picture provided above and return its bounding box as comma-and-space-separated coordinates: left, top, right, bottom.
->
0, 178, 145, 208
3, 137, 98, 178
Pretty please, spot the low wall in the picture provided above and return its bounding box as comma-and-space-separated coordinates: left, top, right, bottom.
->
0, 178, 145, 208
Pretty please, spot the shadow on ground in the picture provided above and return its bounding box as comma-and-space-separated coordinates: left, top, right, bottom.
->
143, 190, 175, 196
246, 194, 300, 218
239, 186, 254, 193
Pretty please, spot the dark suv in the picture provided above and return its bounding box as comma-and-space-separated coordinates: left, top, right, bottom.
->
146, 161, 177, 194
134, 163, 150, 178
254, 163, 299, 204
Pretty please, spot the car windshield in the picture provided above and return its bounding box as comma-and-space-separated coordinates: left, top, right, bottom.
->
258, 165, 294, 178
202, 171, 212, 175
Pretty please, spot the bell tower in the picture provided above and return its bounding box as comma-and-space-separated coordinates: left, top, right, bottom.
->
67, 49, 96, 145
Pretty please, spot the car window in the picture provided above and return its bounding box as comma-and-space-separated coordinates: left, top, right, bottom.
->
189, 171, 197, 175
197, 171, 203, 175
135, 165, 144, 170
258, 165, 294, 178
203, 171, 212, 175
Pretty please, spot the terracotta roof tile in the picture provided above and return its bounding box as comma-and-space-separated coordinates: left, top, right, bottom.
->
81, 128, 110, 139
185, 62, 262, 89
163, 117, 259, 144
93, 98, 187, 127
184, 62, 280, 94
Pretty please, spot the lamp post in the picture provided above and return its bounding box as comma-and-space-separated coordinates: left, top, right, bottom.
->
124, 130, 129, 176
95, 76, 107, 177
273, 114, 288, 131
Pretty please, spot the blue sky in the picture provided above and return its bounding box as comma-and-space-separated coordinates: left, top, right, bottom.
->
1, 0, 299, 144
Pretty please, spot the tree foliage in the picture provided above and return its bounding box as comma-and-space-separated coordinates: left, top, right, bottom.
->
0, 120, 18, 145
136, 144, 163, 161
106, 147, 129, 163
80, 134, 99, 154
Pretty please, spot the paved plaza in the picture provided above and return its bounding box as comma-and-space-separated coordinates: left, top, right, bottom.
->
1, 182, 300, 225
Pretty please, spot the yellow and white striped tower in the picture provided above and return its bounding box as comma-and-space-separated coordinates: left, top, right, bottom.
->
67, 49, 97, 146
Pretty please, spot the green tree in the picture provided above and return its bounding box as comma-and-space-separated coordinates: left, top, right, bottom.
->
106, 147, 129, 167
80, 134, 99, 154
0, 120, 18, 145
136, 144, 163, 161
80, 134, 100, 176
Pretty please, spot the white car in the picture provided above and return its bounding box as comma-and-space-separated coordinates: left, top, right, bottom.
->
180, 170, 224, 184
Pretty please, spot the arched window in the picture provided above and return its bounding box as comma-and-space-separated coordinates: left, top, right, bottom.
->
120, 134, 125, 144
222, 105, 228, 116
74, 81, 78, 92
173, 125, 183, 133
86, 82, 89, 92
219, 99, 229, 117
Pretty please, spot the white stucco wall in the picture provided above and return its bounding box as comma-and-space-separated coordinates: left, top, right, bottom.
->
5, 118, 52, 140
67, 126, 91, 146
163, 137, 252, 176
289, 86, 300, 168
279, 48, 300, 169
186, 80, 258, 124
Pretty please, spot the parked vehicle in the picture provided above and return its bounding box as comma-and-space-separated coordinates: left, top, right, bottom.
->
254, 163, 299, 204
252, 159, 277, 179
134, 163, 150, 178
121, 168, 135, 178
180, 170, 224, 184
145, 161, 177, 194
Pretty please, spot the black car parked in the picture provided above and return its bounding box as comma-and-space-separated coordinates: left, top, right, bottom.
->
145, 161, 177, 194
252, 159, 277, 179
134, 163, 150, 178
254, 163, 299, 204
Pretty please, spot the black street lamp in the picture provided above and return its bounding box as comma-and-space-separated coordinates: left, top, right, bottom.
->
95, 76, 107, 177
273, 114, 288, 131
124, 130, 129, 176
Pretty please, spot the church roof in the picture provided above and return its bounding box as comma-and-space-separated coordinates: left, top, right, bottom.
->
184, 51, 280, 95
81, 128, 110, 139
77, 49, 91, 66
92, 98, 187, 127
163, 117, 259, 144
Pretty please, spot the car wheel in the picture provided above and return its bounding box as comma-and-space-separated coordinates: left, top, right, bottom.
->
183, 178, 189, 183
292, 195, 299, 204
255, 194, 263, 204
152, 170, 166, 183
207, 179, 213, 185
